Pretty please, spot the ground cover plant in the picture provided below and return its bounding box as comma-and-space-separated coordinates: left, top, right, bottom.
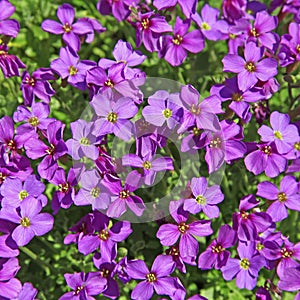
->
0, 0, 300, 299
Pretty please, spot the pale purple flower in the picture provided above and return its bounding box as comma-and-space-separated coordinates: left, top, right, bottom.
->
0, 0, 19, 37
153, 0, 197, 17
0, 197, 54, 246
183, 177, 224, 218
91, 94, 138, 141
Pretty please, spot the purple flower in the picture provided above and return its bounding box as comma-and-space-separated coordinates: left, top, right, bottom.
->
232, 195, 273, 242
75, 169, 110, 210
257, 175, 300, 222
59, 272, 106, 300
50, 167, 78, 214
24, 120, 68, 180
122, 152, 173, 185
142, 90, 183, 130
0, 220, 19, 258
221, 242, 265, 290
222, 0, 247, 23
41, 3, 93, 51
192, 4, 227, 41
91, 95, 138, 141
222, 41, 278, 90
20, 69, 55, 105
210, 76, 264, 121
66, 119, 100, 161
0, 257, 22, 298
97, 0, 135, 22
258, 111, 299, 154
153, 0, 197, 17
198, 225, 237, 270
15, 282, 38, 300
77, 17, 106, 44
78, 220, 132, 259
0, 197, 54, 246
244, 142, 287, 178
202, 120, 247, 173
157, 200, 213, 260
159, 17, 204, 66
51, 47, 96, 90
0, 45, 26, 78
102, 171, 145, 218
0, 174, 46, 209
178, 84, 222, 133
278, 265, 300, 292
13, 102, 53, 136
135, 12, 172, 52
183, 177, 224, 218
0, 0, 19, 38
127, 254, 181, 300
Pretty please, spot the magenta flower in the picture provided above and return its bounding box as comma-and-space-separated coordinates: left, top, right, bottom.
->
159, 17, 204, 66
135, 12, 172, 52
198, 225, 237, 270
91, 95, 138, 141
20, 69, 55, 105
102, 171, 145, 218
157, 200, 213, 260
51, 47, 96, 90
257, 175, 300, 222
41, 3, 93, 51
0, 197, 54, 246
0, 45, 26, 78
232, 195, 273, 242
183, 177, 224, 218
222, 41, 278, 90
127, 255, 180, 300
221, 242, 265, 290
59, 272, 107, 300
258, 111, 299, 154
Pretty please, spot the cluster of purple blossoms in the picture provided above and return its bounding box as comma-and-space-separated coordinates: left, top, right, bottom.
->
0, 0, 300, 299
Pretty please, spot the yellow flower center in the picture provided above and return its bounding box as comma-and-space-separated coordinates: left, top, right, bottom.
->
146, 272, 157, 282
245, 62, 256, 72
232, 93, 243, 102
119, 189, 129, 199
107, 112, 118, 123
294, 142, 300, 151
25, 77, 36, 86
28, 116, 40, 127
250, 27, 259, 37
240, 258, 250, 270
19, 190, 28, 201
98, 229, 110, 241
280, 247, 293, 258
172, 34, 183, 45
7, 139, 16, 151
80, 137, 90, 146
162, 108, 172, 118
142, 161, 152, 170
68, 66, 78, 76
274, 130, 282, 140
59, 183, 70, 193
63, 23, 72, 33
256, 242, 264, 251
212, 244, 224, 253
0, 50, 7, 56
296, 44, 300, 54
104, 79, 114, 88
196, 195, 206, 205
100, 268, 110, 278
45, 144, 55, 155
190, 104, 201, 115
73, 286, 84, 296
169, 246, 180, 256
201, 22, 211, 30
141, 18, 150, 30
90, 187, 100, 198
20, 217, 31, 227
193, 127, 201, 136
261, 145, 272, 155
178, 222, 189, 234
229, 33, 236, 39
241, 211, 249, 220
209, 137, 222, 148
277, 192, 287, 203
